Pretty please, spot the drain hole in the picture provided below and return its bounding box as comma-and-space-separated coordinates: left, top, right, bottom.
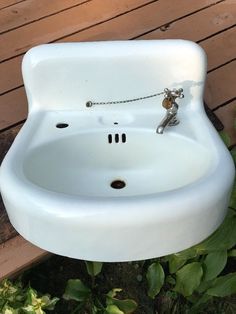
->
110, 180, 126, 189
122, 133, 126, 143
56, 123, 69, 128
114, 122, 118, 125
115, 134, 119, 143
108, 134, 112, 143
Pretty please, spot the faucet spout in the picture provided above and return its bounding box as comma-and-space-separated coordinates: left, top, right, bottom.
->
156, 103, 178, 134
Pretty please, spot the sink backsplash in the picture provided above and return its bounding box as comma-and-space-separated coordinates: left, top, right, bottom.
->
22, 40, 206, 113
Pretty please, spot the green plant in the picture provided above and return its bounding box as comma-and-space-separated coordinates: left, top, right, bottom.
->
63, 261, 137, 313
145, 141, 236, 313
0, 279, 59, 314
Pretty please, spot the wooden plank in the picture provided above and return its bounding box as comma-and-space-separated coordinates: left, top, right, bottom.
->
0, 0, 89, 34
200, 26, 236, 71
0, 0, 228, 95
0, 124, 22, 244
0, 88, 27, 130
0, 207, 18, 243
0, 56, 23, 94
215, 100, 236, 146
139, 0, 236, 40
57, 0, 222, 42
0, 1, 235, 129
0, 0, 24, 10
0, 0, 152, 61
0, 236, 49, 281
204, 60, 236, 109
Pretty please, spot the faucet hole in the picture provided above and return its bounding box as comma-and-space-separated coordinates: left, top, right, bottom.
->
56, 123, 69, 128
110, 180, 126, 189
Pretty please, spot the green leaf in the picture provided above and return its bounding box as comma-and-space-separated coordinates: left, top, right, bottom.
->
2, 305, 19, 314
106, 305, 124, 314
108, 299, 137, 314
228, 249, 236, 257
106, 289, 137, 314
168, 255, 187, 274
203, 250, 227, 281
231, 147, 236, 164
174, 262, 203, 297
146, 262, 165, 299
194, 210, 236, 254
63, 279, 91, 302
107, 289, 122, 299
41, 295, 59, 310
220, 131, 231, 147
206, 273, 236, 297
167, 247, 198, 274
229, 179, 236, 209
85, 261, 103, 277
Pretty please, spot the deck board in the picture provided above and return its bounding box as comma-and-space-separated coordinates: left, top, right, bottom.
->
139, 0, 235, 41
0, 236, 48, 280
205, 60, 236, 109
0, 0, 24, 10
0, 0, 152, 61
0, 0, 235, 279
215, 100, 236, 146
0, 0, 225, 95
0, 0, 89, 34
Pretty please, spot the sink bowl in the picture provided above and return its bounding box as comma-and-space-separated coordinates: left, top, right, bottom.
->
0, 40, 234, 261
24, 130, 211, 197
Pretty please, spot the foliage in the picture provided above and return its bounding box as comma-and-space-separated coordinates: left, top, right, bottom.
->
63, 262, 137, 313
144, 140, 236, 312
0, 279, 58, 314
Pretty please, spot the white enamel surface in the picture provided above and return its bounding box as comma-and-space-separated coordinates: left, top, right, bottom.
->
0, 41, 235, 261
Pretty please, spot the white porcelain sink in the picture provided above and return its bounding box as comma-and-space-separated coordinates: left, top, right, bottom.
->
0, 40, 234, 261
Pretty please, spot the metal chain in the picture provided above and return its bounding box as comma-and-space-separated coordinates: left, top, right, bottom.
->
86, 90, 165, 107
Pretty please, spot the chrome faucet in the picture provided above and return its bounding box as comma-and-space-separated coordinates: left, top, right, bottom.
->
156, 88, 184, 134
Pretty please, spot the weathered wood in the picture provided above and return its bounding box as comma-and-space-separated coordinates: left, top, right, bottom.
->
0, 236, 49, 281
0, 0, 89, 34
59, 0, 221, 42
0, 124, 22, 244
204, 60, 236, 109
0, 0, 24, 10
215, 100, 236, 146
0, 0, 152, 62
0, 88, 27, 130
0, 0, 226, 95
140, 0, 236, 41
200, 26, 236, 71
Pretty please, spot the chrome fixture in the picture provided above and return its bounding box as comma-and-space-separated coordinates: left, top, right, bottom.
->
156, 88, 184, 134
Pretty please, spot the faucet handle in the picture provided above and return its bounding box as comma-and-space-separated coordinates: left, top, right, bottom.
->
164, 88, 184, 100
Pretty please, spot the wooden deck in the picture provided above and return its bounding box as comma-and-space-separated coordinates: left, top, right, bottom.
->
0, 0, 235, 280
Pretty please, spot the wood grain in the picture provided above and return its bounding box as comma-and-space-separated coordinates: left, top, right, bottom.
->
0, 0, 90, 34
0, 0, 227, 95
0, 0, 24, 10
215, 100, 236, 146
0, 236, 49, 280
204, 60, 236, 109
0, 0, 152, 62
140, 0, 236, 40
0, 124, 22, 244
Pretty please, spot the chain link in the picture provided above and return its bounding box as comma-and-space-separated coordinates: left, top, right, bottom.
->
86, 91, 165, 107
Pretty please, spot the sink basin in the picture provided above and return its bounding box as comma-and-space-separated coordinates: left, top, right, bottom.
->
0, 40, 234, 261
23, 130, 211, 197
